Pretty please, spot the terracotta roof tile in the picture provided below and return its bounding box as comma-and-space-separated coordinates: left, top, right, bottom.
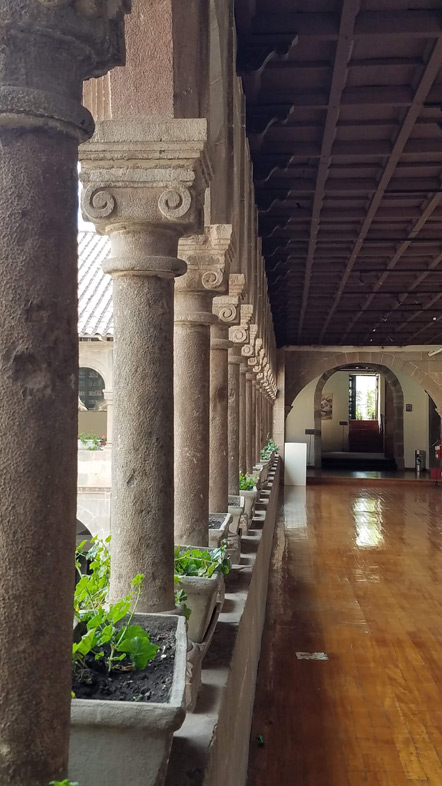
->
78, 231, 112, 338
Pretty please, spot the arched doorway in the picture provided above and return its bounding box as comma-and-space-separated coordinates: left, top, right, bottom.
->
312, 364, 404, 470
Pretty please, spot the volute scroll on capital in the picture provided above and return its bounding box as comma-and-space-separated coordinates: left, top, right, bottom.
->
80, 119, 211, 235
177, 224, 233, 294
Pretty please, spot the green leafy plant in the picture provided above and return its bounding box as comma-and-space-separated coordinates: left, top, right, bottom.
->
239, 472, 258, 491
74, 536, 111, 617
75, 536, 189, 622
260, 435, 279, 460
73, 573, 159, 676
265, 434, 279, 451
50, 780, 78, 786
78, 432, 103, 451
174, 544, 231, 578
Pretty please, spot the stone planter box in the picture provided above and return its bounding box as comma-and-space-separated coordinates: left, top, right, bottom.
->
185, 591, 223, 711
69, 613, 187, 786
226, 530, 241, 564
253, 463, 268, 484
228, 494, 245, 533
208, 512, 232, 547
177, 572, 224, 644
241, 488, 258, 530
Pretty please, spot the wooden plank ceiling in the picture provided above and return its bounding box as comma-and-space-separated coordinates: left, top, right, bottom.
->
236, 0, 442, 346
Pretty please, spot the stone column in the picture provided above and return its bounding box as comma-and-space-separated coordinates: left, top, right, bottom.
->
252, 378, 258, 463
209, 276, 242, 512
256, 382, 262, 459
239, 361, 248, 473
209, 324, 231, 511
245, 372, 254, 473
174, 226, 232, 546
227, 350, 242, 495
0, 4, 128, 785
228, 322, 249, 494
103, 389, 114, 448
80, 120, 209, 612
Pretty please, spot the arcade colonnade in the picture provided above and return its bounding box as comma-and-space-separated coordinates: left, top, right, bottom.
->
0, 2, 277, 783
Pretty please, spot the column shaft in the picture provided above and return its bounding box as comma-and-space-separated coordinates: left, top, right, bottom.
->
109, 232, 184, 613
209, 325, 230, 512
256, 386, 262, 459
228, 354, 241, 494
246, 374, 254, 473
0, 3, 129, 778
239, 364, 247, 473
252, 381, 257, 464
0, 133, 78, 786
174, 293, 213, 546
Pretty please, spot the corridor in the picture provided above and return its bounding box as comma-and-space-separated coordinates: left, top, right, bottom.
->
248, 484, 442, 786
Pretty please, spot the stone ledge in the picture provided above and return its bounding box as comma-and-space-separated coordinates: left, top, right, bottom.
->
165, 460, 281, 786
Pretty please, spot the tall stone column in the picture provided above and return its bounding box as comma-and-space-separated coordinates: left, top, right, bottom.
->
228, 320, 249, 494
209, 324, 231, 511
251, 378, 257, 464
227, 350, 241, 494
239, 361, 248, 473
245, 372, 254, 473
256, 382, 262, 459
209, 276, 242, 512
80, 120, 210, 612
243, 324, 258, 473
174, 226, 232, 546
103, 389, 114, 449
0, 4, 128, 785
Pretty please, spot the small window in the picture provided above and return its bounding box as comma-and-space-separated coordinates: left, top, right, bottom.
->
79, 367, 105, 411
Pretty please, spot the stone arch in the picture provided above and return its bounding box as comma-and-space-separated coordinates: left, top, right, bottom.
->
76, 518, 92, 546
311, 364, 404, 470
78, 351, 111, 393
285, 350, 442, 414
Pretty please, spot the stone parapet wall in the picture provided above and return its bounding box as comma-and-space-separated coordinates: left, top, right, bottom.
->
165, 459, 281, 786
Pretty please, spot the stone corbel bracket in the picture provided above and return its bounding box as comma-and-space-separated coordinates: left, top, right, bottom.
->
242, 323, 258, 360
80, 119, 211, 235
212, 273, 246, 327
177, 224, 233, 294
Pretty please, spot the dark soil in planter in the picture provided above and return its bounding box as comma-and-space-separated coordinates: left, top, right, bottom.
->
208, 514, 225, 529
72, 615, 177, 704
228, 496, 241, 506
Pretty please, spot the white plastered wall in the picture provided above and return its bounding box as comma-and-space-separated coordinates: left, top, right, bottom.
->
286, 368, 429, 468
394, 369, 429, 468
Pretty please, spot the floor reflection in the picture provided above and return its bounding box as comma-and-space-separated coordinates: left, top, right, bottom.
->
353, 494, 384, 549
248, 482, 442, 786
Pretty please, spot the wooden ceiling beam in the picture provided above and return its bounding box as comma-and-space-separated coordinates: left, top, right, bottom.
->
254, 11, 442, 39
317, 37, 442, 343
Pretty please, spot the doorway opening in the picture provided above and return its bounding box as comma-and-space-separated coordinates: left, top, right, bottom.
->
348, 373, 383, 454
313, 364, 405, 471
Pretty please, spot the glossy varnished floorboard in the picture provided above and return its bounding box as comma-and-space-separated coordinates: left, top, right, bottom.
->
248, 483, 442, 786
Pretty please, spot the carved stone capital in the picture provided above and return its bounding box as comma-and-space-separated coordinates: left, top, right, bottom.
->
242, 323, 258, 359
229, 325, 249, 345
212, 273, 245, 326
80, 119, 211, 235
240, 304, 254, 327
176, 225, 233, 295
212, 297, 240, 325
0, 1, 129, 139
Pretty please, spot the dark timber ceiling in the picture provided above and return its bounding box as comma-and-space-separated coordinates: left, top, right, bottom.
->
236, 0, 442, 347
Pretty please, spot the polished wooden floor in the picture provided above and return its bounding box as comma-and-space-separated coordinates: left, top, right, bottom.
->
248, 483, 442, 786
